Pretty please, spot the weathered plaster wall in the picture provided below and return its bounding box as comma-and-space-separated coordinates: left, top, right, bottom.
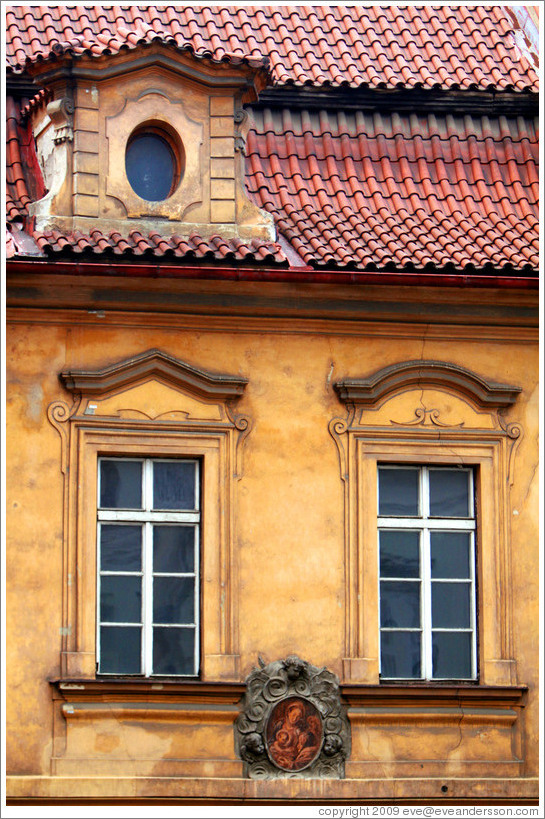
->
5, 287, 539, 799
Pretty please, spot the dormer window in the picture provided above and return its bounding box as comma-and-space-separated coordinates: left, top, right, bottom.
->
125, 124, 184, 202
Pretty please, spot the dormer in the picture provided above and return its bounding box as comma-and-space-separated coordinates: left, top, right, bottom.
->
24, 41, 274, 240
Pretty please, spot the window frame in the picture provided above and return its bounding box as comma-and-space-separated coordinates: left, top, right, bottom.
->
377, 464, 477, 682
96, 456, 201, 678
48, 349, 251, 682
329, 359, 522, 687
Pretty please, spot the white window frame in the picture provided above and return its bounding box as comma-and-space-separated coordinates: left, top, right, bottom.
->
96, 457, 201, 677
378, 465, 477, 681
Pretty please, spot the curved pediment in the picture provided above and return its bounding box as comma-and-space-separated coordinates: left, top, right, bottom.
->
59, 349, 248, 402
334, 360, 521, 410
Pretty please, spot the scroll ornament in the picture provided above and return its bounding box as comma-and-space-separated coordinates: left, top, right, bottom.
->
234, 655, 350, 779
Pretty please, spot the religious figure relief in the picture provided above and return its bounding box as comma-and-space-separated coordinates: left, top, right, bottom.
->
266, 697, 323, 771
234, 655, 350, 779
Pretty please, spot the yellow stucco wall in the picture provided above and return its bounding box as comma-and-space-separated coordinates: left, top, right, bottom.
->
5, 279, 539, 801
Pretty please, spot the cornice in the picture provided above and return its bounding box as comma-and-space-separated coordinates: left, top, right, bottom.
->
334, 360, 522, 409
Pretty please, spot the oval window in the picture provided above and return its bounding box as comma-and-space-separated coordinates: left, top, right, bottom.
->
125, 132, 177, 201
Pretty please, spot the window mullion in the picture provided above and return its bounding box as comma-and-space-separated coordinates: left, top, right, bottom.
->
422, 525, 432, 680
143, 520, 153, 676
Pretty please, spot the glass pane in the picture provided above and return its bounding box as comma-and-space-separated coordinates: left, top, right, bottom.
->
100, 626, 141, 674
380, 631, 421, 678
100, 525, 142, 571
100, 575, 141, 623
378, 468, 419, 516
125, 134, 175, 201
431, 532, 471, 578
432, 582, 471, 628
379, 530, 420, 578
153, 627, 196, 675
432, 631, 472, 678
429, 469, 470, 517
380, 581, 420, 628
153, 461, 196, 510
100, 460, 142, 509
154, 526, 195, 573
153, 577, 195, 624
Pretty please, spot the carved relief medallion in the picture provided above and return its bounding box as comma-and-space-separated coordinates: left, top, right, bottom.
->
235, 656, 350, 779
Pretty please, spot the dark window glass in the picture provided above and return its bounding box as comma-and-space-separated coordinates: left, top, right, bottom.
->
153, 627, 195, 675
100, 460, 142, 509
381, 631, 421, 678
379, 530, 420, 577
153, 461, 196, 510
378, 468, 419, 516
432, 631, 472, 678
100, 626, 141, 674
100, 575, 141, 623
153, 577, 194, 624
430, 532, 471, 578
100, 525, 142, 572
380, 581, 420, 628
431, 582, 471, 628
126, 134, 176, 201
154, 526, 195, 573
429, 469, 469, 517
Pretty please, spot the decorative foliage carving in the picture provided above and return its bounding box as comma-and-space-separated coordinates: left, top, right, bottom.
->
389, 406, 464, 428
235, 656, 350, 779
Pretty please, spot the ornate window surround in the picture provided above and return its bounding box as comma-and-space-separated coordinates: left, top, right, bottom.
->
329, 360, 523, 687
48, 349, 251, 682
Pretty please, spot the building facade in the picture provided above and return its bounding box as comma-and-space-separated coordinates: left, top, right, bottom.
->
5, 5, 539, 806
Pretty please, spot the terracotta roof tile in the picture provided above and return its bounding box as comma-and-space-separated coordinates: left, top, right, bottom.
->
5, 6, 537, 92
27, 228, 287, 266
245, 108, 538, 272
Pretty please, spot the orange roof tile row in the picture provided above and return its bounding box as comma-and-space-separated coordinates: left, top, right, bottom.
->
27, 229, 288, 265
5, 5, 538, 92
244, 109, 538, 271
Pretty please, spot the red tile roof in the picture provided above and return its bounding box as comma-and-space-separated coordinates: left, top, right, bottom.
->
245, 109, 538, 272
30, 228, 288, 265
5, 5, 540, 277
6, 5, 538, 92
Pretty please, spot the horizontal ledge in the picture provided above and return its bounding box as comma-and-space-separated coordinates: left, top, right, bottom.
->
61, 703, 238, 722
341, 683, 527, 709
5, 775, 539, 802
51, 678, 245, 704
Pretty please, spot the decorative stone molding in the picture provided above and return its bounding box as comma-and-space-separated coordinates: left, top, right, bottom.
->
48, 349, 252, 681
46, 97, 74, 144
333, 360, 522, 409
235, 656, 350, 779
329, 359, 523, 687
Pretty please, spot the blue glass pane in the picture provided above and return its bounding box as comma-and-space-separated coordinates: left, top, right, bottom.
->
126, 134, 175, 201
381, 631, 421, 678
153, 461, 196, 510
100, 626, 141, 674
100, 525, 141, 571
154, 526, 195, 573
153, 627, 196, 675
429, 469, 470, 517
100, 575, 141, 623
432, 631, 472, 678
379, 530, 420, 577
100, 460, 141, 509
378, 468, 419, 516
380, 581, 420, 628
431, 532, 471, 578
432, 582, 471, 628
153, 577, 195, 624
